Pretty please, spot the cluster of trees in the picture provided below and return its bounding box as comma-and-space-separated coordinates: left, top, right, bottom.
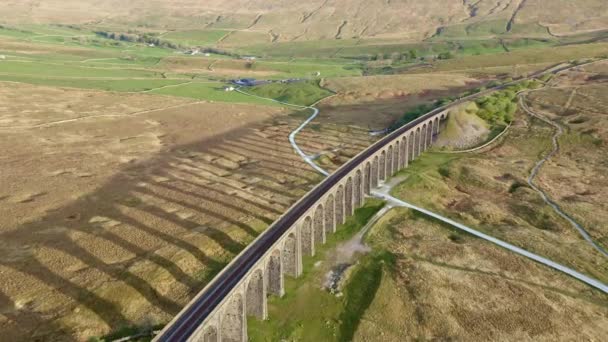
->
474, 80, 542, 124
367, 49, 419, 62
388, 78, 544, 133
94, 31, 181, 49
389, 103, 439, 131
365, 49, 454, 63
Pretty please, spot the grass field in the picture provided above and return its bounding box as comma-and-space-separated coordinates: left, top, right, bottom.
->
247, 81, 334, 106
0, 18, 606, 107
149, 81, 280, 105
248, 199, 386, 341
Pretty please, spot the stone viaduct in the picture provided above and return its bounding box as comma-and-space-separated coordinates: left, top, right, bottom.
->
156, 108, 450, 342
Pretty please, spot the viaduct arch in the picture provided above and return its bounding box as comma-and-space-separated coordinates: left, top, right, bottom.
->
156, 108, 450, 342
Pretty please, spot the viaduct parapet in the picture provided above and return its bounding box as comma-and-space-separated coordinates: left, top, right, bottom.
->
156, 108, 450, 342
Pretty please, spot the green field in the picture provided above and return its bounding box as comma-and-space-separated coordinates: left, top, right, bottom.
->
248, 199, 386, 342
247, 81, 334, 106
149, 82, 280, 105
1, 20, 607, 107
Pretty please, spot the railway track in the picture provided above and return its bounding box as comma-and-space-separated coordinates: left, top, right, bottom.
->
155, 60, 593, 341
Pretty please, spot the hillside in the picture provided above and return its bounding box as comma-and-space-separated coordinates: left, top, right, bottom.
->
1, 0, 607, 43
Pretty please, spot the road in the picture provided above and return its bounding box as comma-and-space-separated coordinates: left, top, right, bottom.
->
372, 179, 608, 294
235, 86, 332, 175
155, 60, 603, 341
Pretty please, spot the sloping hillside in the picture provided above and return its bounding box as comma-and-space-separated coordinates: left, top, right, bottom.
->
1, 0, 607, 42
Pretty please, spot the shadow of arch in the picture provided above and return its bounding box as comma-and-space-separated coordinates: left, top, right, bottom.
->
134, 187, 258, 242
1, 259, 128, 328
50, 242, 183, 315
108, 209, 222, 285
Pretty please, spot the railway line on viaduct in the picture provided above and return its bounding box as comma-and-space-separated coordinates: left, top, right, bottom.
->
154, 62, 587, 342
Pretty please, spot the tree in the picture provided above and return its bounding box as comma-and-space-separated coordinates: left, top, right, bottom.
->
438, 51, 454, 60
408, 49, 417, 60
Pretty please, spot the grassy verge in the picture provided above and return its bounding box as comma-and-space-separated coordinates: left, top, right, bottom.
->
338, 250, 395, 341
248, 198, 386, 341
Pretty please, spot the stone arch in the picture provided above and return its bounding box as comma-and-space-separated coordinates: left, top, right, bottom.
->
421, 124, 428, 152
325, 195, 335, 234
400, 136, 408, 169
409, 132, 415, 161
415, 127, 422, 157
387, 145, 394, 177
393, 141, 400, 174
379, 151, 386, 181
202, 325, 218, 342
246, 269, 265, 319
221, 293, 245, 342
335, 185, 345, 226
301, 216, 313, 256
426, 121, 433, 147
345, 177, 354, 216
283, 233, 298, 277
434, 117, 440, 135
313, 204, 325, 244
354, 169, 362, 208
371, 156, 379, 188
266, 249, 283, 296
364, 162, 371, 195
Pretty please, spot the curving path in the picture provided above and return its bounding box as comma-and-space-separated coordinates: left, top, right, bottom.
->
260, 65, 608, 293
154, 61, 607, 342
279, 68, 608, 293
519, 92, 608, 258
372, 178, 608, 293
235, 86, 331, 176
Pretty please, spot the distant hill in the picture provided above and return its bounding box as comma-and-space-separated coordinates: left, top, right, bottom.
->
2, 0, 607, 42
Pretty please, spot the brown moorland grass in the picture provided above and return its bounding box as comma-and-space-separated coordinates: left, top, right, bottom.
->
357, 208, 608, 341
0, 82, 383, 340
389, 63, 608, 286
2, 1, 607, 42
